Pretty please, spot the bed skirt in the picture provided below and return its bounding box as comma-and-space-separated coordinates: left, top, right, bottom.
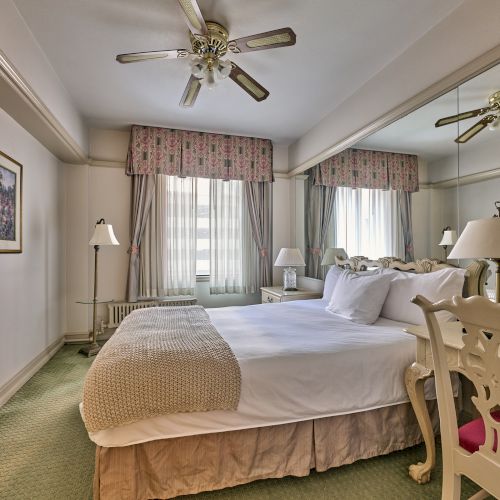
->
93, 401, 439, 500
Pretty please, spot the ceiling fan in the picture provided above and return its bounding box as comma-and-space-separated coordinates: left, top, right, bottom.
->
435, 91, 500, 143
116, 0, 296, 108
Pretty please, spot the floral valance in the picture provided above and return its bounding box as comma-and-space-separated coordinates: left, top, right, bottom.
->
313, 148, 419, 192
126, 125, 273, 182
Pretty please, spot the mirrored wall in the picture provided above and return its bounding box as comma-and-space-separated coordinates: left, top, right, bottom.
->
293, 62, 500, 295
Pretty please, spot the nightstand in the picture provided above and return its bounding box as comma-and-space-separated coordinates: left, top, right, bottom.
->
260, 286, 322, 304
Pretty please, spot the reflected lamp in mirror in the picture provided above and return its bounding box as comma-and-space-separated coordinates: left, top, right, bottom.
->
321, 248, 348, 267
274, 248, 306, 292
438, 227, 457, 261
448, 207, 500, 302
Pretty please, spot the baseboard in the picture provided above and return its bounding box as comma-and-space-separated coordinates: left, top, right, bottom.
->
64, 329, 116, 344
64, 331, 90, 343
0, 337, 64, 407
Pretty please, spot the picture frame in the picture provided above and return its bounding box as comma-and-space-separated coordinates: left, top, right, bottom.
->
0, 150, 22, 253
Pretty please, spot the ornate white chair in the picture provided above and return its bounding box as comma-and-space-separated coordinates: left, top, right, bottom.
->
413, 294, 500, 500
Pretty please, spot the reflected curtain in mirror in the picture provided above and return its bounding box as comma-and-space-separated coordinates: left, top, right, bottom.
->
305, 171, 336, 279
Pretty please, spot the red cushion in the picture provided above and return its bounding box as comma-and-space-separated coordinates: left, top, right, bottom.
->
458, 410, 500, 453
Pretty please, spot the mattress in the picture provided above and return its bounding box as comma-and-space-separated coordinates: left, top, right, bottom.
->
86, 299, 426, 447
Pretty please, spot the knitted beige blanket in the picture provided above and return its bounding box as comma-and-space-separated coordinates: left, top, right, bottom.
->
82, 305, 241, 432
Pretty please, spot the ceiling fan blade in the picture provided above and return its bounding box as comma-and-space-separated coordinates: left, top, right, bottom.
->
177, 0, 207, 35
116, 49, 188, 64
228, 27, 296, 53
229, 63, 269, 102
180, 75, 201, 108
435, 106, 490, 127
454, 115, 496, 143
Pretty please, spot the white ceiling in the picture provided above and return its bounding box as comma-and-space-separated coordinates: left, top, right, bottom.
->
356, 63, 500, 163
13, 0, 464, 143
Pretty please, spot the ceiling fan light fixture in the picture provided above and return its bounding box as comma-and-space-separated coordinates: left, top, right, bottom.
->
489, 117, 500, 131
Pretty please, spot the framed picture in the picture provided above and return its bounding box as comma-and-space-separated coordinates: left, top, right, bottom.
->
0, 150, 22, 253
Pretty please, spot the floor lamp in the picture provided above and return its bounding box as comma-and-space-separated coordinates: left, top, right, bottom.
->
79, 219, 119, 357
448, 208, 500, 302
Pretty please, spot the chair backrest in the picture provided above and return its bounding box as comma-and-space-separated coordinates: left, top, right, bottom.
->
413, 295, 500, 472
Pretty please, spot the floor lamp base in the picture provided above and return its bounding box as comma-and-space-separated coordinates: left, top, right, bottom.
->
79, 342, 101, 357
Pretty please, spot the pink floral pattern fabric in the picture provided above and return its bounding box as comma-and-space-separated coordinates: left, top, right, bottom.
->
314, 148, 418, 192
127, 125, 273, 182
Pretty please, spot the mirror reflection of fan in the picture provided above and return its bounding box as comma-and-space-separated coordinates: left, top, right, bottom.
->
116, 0, 296, 107
435, 91, 500, 143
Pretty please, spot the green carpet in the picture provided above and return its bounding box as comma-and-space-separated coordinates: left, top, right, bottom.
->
0, 345, 485, 500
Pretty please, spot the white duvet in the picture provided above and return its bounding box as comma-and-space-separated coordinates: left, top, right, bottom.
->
87, 299, 421, 447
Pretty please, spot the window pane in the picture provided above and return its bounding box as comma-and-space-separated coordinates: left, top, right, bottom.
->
330, 187, 403, 259
196, 177, 210, 275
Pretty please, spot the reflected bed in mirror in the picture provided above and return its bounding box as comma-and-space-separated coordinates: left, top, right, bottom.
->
293, 62, 500, 297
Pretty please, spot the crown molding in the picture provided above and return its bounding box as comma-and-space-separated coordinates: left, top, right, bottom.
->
288, 44, 500, 177
0, 50, 87, 163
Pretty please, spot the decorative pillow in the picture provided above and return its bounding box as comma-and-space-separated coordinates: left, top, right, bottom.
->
326, 270, 393, 324
380, 267, 467, 325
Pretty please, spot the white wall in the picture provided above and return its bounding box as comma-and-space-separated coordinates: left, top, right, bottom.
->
288, 0, 500, 171
0, 0, 87, 155
0, 107, 65, 390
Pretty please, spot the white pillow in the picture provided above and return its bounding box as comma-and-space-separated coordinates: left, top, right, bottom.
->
322, 266, 389, 302
380, 267, 466, 325
326, 270, 392, 324
322, 266, 343, 301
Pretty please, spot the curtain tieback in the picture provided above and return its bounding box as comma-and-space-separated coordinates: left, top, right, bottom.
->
259, 248, 268, 258
129, 244, 140, 255
308, 247, 321, 255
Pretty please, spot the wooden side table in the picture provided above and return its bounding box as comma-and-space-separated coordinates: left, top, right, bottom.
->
404, 321, 464, 484
260, 286, 322, 304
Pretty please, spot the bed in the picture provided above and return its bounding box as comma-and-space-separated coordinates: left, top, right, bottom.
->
86, 259, 487, 500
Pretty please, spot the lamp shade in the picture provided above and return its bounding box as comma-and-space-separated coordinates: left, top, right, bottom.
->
274, 248, 306, 267
321, 247, 348, 266
89, 221, 119, 246
448, 218, 500, 259
438, 230, 457, 247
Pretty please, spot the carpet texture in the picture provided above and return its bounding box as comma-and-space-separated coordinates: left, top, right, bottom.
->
0, 345, 486, 500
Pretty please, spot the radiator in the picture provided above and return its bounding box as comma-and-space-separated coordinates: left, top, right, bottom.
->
108, 297, 198, 328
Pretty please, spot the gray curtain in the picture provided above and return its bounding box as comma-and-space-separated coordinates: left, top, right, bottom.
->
244, 181, 272, 287
126, 174, 156, 302
397, 191, 414, 262
305, 170, 336, 279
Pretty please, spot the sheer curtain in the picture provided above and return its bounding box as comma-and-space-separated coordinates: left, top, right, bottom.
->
328, 187, 404, 259
210, 179, 258, 294
140, 175, 197, 297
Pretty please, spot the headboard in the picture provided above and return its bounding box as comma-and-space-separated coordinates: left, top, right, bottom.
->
334, 256, 488, 298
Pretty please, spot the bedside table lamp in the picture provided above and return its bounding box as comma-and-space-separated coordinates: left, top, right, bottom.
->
80, 219, 119, 357
274, 248, 306, 291
321, 247, 348, 267
448, 204, 500, 302
438, 227, 457, 260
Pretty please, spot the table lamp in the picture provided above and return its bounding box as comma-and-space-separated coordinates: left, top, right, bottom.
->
448, 203, 500, 302
438, 227, 457, 260
274, 248, 306, 291
321, 247, 348, 266
79, 218, 120, 357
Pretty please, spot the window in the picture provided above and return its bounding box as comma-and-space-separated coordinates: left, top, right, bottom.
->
140, 175, 260, 298
328, 187, 403, 259
196, 178, 210, 276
